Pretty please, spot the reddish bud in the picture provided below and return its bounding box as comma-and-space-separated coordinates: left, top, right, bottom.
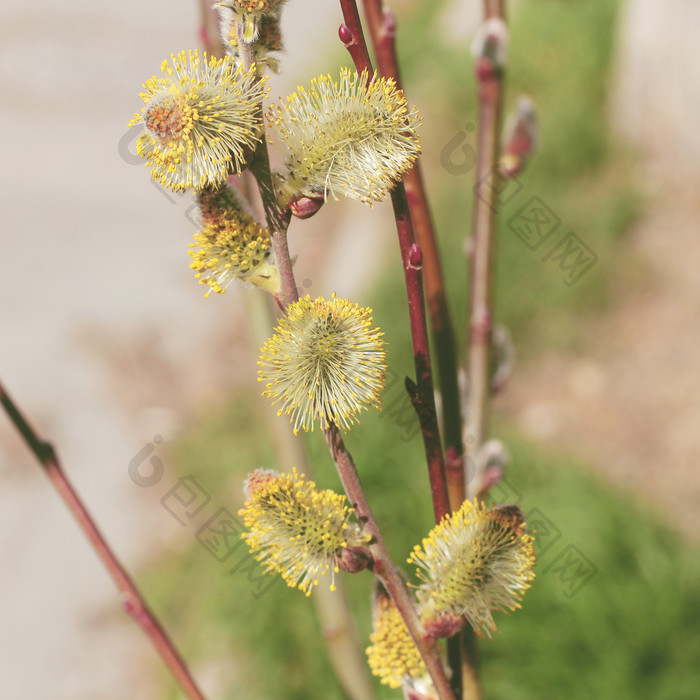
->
383, 9, 396, 38
289, 195, 325, 220
408, 243, 423, 269
423, 612, 464, 639
471, 17, 508, 69
501, 96, 538, 176
338, 23, 352, 45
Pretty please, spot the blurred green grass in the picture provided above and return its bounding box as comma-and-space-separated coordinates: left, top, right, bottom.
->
143, 0, 700, 698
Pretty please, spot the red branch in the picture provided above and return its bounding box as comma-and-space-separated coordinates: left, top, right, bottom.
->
360, 0, 465, 512
0, 379, 207, 700
338, 0, 450, 525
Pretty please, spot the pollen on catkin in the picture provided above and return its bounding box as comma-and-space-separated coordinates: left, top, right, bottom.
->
129, 50, 265, 192
408, 499, 535, 638
239, 468, 365, 595
257, 294, 387, 434
366, 592, 429, 690
188, 185, 279, 295
268, 68, 421, 205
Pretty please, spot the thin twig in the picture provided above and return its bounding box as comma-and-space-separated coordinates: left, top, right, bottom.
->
359, 3, 478, 695
339, 0, 450, 525
236, 33, 297, 309
0, 379, 207, 700
324, 426, 456, 700
392, 193, 451, 523
459, 5, 508, 699
361, 0, 465, 512
463, 9, 506, 501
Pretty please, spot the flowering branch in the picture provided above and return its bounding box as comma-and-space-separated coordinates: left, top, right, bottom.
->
124, 4, 537, 697
231, 14, 453, 697
236, 32, 297, 309
0, 379, 207, 700
361, 0, 465, 511
324, 426, 456, 700
246, 290, 378, 700
338, 0, 450, 525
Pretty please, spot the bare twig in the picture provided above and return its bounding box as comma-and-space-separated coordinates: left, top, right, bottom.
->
459, 6, 508, 700
339, 0, 450, 525
361, 0, 465, 512
463, 10, 506, 501
0, 379, 207, 700
359, 3, 480, 696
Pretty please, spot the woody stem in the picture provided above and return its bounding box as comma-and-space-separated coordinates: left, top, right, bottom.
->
0, 380, 207, 700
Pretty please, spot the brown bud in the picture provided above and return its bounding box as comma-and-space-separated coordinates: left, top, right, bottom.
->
337, 545, 372, 574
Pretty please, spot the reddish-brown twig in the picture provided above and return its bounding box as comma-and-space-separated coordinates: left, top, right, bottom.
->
361, 0, 465, 512
459, 6, 508, 699
359, 3, 482, 696
0, 379, 207, 700
324, 425, 456, 700
464, 8, 507, 501
339, 0, 450, 525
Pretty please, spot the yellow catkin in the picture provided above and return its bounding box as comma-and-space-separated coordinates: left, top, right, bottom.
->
129, 50, 266, 192
366, 595, 428, 689
257, 294, 387, 434
409, 499, 536, 638
188, 186, 279, 296
239, 468, 365, 595
268, 68, 421, 205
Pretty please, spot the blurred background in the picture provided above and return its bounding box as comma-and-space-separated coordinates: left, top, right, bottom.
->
1, 0, 699, 698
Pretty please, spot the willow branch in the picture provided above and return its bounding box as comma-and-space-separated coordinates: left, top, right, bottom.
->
0, 379, 207, 700
324, 426, 456, 700
237, 33, 296, 309
339, 0, 450, 525
236, 16, 452, 698
244, 289, 377, 700
464, 13, 506, 501
361, 0, 465, 511
460, 10, 507, 699
360, 3, 478, 696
